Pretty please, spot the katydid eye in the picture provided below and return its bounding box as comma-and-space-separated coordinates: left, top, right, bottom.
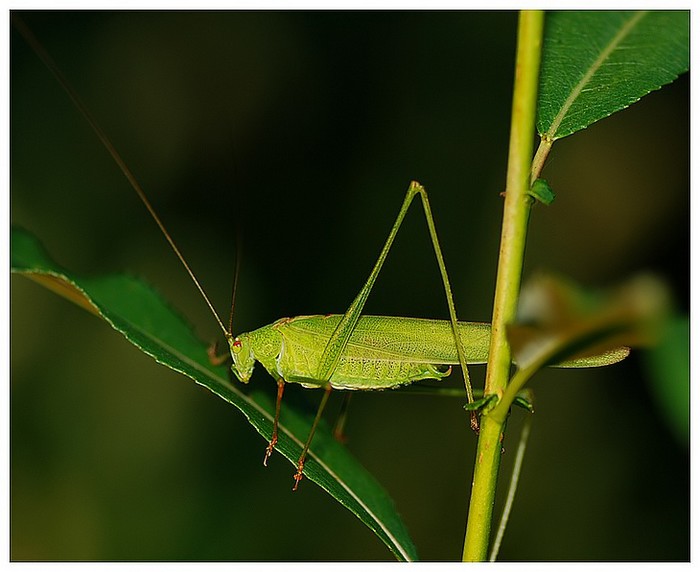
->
232, 338, 242, 353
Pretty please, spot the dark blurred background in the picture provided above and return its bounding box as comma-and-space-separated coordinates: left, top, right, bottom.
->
11, 11, 688, 561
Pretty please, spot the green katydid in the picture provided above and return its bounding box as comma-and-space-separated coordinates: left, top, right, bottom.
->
220, 181, 626, 489
14, 16, 629, 492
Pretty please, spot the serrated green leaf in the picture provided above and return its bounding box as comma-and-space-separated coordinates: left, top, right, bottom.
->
538, 11, 689, 140
11, 226, 418, 561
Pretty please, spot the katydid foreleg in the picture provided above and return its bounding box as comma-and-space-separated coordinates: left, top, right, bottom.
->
284, 180, 473, 488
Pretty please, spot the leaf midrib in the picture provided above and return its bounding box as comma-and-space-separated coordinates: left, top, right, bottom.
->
545, 11, 647, 140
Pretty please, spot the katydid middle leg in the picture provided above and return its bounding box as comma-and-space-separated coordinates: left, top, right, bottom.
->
292, 384, 333, 491
291, 180, 474, 488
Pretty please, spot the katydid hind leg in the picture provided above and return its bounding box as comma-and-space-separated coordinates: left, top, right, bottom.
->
316, 181, 474, 411
291, 182, 475, 487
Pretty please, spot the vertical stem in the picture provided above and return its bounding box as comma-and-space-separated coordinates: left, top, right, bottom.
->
462, 10, 544, 561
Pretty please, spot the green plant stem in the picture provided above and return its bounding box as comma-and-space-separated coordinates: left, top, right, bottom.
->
531, 137, 553, 182
462, 10, 544, 561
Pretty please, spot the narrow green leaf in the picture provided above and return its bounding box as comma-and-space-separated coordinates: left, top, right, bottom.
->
11, 226, 418, 561
538, 11, 689, 140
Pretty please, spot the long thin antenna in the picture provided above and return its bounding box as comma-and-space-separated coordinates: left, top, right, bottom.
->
13, 15, 230, 338
222, 129, 243, 337
227, 231, 242, 335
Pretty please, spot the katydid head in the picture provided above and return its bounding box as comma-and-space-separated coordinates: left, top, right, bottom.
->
229, 334, 255, 383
